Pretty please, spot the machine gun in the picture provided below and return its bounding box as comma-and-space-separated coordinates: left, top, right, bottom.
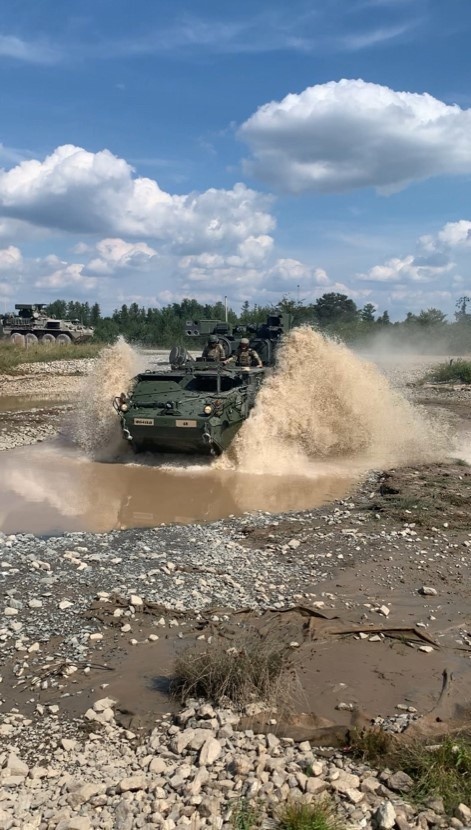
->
183, 311, 292, 367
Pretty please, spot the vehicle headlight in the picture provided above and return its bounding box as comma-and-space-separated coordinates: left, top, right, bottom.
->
203, 404, 213, 415
120, 403, 128, 412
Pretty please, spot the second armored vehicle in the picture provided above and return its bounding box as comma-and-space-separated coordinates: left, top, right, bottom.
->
1, 304, 94, 345
114, 312, 291, 456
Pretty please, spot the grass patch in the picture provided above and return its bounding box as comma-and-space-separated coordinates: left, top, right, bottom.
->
0, 341, 102, 373
349, 729, 471, 814
277, 799, 345, 830
231, 798, 262, 830
171, 634, 288, 707
425, 358, 471, 384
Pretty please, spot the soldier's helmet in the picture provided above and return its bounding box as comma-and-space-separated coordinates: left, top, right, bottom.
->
240, 337, 250, 346
208, 334, 219, 344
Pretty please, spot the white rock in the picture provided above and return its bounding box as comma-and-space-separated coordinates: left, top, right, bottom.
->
288, 539, 301, 549
93, 697, 116, 712
58, 600, 74, 610
419, 586, 438, 596
456, 803, 471, 822
28, 599, 43, 609
418, 645, 434, 653
5, 752, 28, 777
130, 594, 143, 607
118, 775, 148, 792
61, 738, 78, 752
373, 800, 396, 829
3, 608, 18, 616
199, 737, 221, 766
149, 757, 168, 775
331, 771, 360, 794
378, 605, 390, 617
171, 729, 195, 755
67, 782, 104, 808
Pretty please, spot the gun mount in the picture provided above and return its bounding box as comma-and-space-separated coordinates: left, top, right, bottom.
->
184, 311, 292, 366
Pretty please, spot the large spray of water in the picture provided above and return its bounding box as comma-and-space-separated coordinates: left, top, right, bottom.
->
226, 327, 445, 475
71, 337, 143, 459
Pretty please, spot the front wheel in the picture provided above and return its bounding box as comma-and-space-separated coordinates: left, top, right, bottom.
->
56, 333, 72, 345
41, 333, 56, 345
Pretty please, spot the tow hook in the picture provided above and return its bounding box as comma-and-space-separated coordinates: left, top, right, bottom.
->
202, 430, 213, 446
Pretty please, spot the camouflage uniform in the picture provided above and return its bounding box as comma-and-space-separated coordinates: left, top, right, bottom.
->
234, 347, 262, 367
202, 342, 226, 361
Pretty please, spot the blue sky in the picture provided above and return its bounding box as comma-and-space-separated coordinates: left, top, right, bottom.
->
1, 0, 471, 318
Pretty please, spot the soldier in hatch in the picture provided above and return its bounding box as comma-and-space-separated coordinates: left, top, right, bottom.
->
229, 337, 263, 368
202, 334, 226, 361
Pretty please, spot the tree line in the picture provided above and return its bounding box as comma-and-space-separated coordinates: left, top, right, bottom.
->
46, 293, 471, 352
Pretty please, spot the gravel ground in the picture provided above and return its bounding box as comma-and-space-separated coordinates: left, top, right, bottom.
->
0, 354, 470, 828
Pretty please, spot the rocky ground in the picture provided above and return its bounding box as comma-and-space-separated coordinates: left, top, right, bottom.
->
0, 354, 470, 828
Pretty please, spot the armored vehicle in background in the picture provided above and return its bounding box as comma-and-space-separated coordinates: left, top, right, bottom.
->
114, 311, 291, 456
0, 304, 94, 346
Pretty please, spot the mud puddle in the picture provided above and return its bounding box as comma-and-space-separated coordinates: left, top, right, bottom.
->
0, 442, 354, 535
0, 395, 70, 413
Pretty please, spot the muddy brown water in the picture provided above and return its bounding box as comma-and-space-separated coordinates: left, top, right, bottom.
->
0, 396, 69, 413
0, 442, 354, 535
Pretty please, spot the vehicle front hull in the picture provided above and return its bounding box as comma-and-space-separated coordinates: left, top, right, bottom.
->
121, 414, 243, 455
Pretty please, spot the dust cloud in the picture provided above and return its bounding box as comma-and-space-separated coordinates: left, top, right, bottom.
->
227, 327, 446, 475
71, 337, 143, 459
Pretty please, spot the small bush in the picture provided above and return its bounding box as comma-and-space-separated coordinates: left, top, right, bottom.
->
231, 798, 262, 830
349, 729, 471, 814
348, 728, 395, 766
425, 359, 471, 384
171, 634, 288, 706
399, 737, 471, 813
277, 799, 345, 830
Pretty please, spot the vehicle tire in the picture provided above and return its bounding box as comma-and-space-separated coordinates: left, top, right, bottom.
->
25, 333, 38, 346
56, 333, 72, 345
131, 441, 143, 454
218, 336, 232, 358
41, 333, 56, 345
10, 333, 25, 347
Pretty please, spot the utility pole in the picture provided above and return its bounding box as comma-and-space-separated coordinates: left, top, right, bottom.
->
296, 284, 300, 304
224, 296, 228, 323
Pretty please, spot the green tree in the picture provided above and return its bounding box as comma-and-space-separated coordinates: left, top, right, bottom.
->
417, 308, 448, 326
314, 293, 358, 326
360, 303, 376, 323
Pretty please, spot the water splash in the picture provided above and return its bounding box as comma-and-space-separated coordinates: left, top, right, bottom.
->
71, 337, 143, 459
226, 327, 446, 475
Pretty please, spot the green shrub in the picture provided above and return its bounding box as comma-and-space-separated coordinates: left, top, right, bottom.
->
425, 359, 471, 384
349, 729, 471, 814
231, 798, 262, 830
277, 799, 345, 830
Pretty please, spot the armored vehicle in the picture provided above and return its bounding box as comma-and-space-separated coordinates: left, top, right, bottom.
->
0, 304, 94, 346
114, 312, 291, 456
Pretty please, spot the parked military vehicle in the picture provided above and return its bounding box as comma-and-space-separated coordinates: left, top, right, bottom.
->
0, 304, 94, 346
114, 312, 291, 456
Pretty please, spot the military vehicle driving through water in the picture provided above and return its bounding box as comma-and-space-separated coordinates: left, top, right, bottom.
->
114, 312, 291, 456
0, 304, 94, 346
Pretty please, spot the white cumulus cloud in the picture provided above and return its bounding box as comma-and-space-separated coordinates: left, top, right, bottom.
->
0, 245, 22, 272
0, 145, 274, 252
239, 79, 471, 194
87, 238, 159, 275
